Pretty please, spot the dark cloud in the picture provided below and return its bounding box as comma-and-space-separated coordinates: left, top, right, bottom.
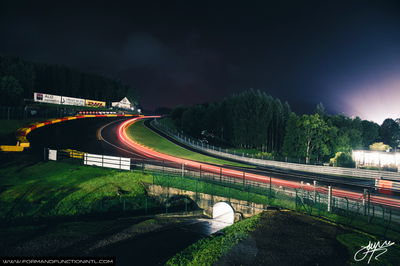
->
1, 0, 400, 120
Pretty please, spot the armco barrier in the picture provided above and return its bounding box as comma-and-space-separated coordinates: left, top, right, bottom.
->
150, 119, 400, 184
0, 114, 140, 152
84, 153, 131, 170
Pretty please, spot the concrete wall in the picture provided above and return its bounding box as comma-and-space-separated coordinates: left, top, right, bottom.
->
146, 184, 266, 219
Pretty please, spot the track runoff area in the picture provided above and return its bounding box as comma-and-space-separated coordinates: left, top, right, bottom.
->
115, 116, 400, 209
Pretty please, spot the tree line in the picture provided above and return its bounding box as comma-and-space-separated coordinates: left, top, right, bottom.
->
169, 89, 400, 165
171, 89, 290, 153
0, 56, 137, 106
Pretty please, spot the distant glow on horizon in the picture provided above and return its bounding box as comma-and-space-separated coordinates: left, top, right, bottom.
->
342, 76, 400, 124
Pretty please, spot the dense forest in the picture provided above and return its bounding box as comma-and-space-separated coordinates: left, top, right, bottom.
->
0, 56, 137, 106
169, 89, 400, 165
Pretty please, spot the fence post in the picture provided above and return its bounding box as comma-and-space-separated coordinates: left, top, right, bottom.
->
363, 188, 367, 216
243, 172, 245, 188
269, 176, 272, 198
327, 186, 332, 212
181, 163, 185, 178
367, 189, 371, 223
313, 180, 317, 205
220, 168, 222, 183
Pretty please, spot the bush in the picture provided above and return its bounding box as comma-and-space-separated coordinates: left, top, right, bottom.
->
329, 152, 355, 168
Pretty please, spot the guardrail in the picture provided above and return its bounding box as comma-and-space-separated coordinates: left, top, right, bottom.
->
150, 119, 400, 182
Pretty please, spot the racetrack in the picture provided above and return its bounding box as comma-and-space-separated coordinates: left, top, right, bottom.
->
117, 117, 400, 209
26, 116, 400, 209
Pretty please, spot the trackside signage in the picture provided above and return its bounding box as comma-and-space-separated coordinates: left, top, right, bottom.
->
61, 96, 85, 106
84, 153, 130, 170
85, 99, 106, 108
34, 92, 61, 104
33, 92, 106, 107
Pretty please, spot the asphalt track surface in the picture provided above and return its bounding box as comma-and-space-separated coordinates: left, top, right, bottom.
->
27, 116, 400, 208
28, 117, 145, 159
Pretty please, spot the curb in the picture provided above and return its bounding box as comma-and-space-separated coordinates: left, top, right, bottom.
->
0, 114, 141, 152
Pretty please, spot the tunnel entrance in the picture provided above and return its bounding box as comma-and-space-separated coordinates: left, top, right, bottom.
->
212, 202, 234, 224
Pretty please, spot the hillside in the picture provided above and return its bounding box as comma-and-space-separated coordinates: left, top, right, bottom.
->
0, 55, 137, 106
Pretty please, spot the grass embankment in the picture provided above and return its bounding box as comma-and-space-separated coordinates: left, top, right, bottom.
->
0, 155, 159, 219
145, 172, 400, 241
0, 119, 39, 144
1, 153, 398, 242
167, 211, 400, 266
166, 214, 261, 266
127, 120, 253, 168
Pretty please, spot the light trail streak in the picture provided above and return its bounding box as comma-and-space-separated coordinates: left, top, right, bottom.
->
118, 117, 400, 209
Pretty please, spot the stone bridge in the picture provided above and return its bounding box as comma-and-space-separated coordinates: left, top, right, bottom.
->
146, 184, 267, 222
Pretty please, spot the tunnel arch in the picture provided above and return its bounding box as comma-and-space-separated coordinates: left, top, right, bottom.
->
212, 202, 234, 224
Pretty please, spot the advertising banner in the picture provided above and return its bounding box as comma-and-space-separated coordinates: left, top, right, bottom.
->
61, 96, 85, 106
85, 99, 106, 108
34, 92, 62, 104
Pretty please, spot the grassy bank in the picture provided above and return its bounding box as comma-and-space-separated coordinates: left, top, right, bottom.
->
145, 172, 400, 241
167, 211, 400, 265
0, 155, 159, 219
0, 119, 40, 144
1, 155, 398, 240
127, 120, 253, 168
166, 214, 261, 266
1, 155, 398, 242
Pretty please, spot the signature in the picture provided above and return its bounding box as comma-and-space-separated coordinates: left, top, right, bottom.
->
354, 240, 395, 264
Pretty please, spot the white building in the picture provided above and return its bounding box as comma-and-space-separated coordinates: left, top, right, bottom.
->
352, 150, 400, 170
112, 97, 134, 110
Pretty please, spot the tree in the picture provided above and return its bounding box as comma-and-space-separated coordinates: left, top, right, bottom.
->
361, 120, 380, 148
0, 76, 24, 106
369, 142, 391, 151
379, 119, 400, 149
300, 114, 331, 163
282, 113, 304, 159
315, 102, 326, 117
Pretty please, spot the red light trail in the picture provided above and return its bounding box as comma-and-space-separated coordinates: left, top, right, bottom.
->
118, 117, 400, 209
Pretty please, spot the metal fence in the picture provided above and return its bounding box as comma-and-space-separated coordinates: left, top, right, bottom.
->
52, 148, 400, 238
151, 119, 400, 182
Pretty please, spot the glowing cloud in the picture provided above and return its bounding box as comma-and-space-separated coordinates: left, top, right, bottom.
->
343, 75, 400, 124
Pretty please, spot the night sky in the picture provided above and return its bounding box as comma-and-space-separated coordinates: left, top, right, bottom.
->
1, 0, 400, 123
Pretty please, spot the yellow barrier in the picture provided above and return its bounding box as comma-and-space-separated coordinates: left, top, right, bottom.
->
0, 145, 24, 152
62, 149, 85, 159
1, 114, 139, 152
